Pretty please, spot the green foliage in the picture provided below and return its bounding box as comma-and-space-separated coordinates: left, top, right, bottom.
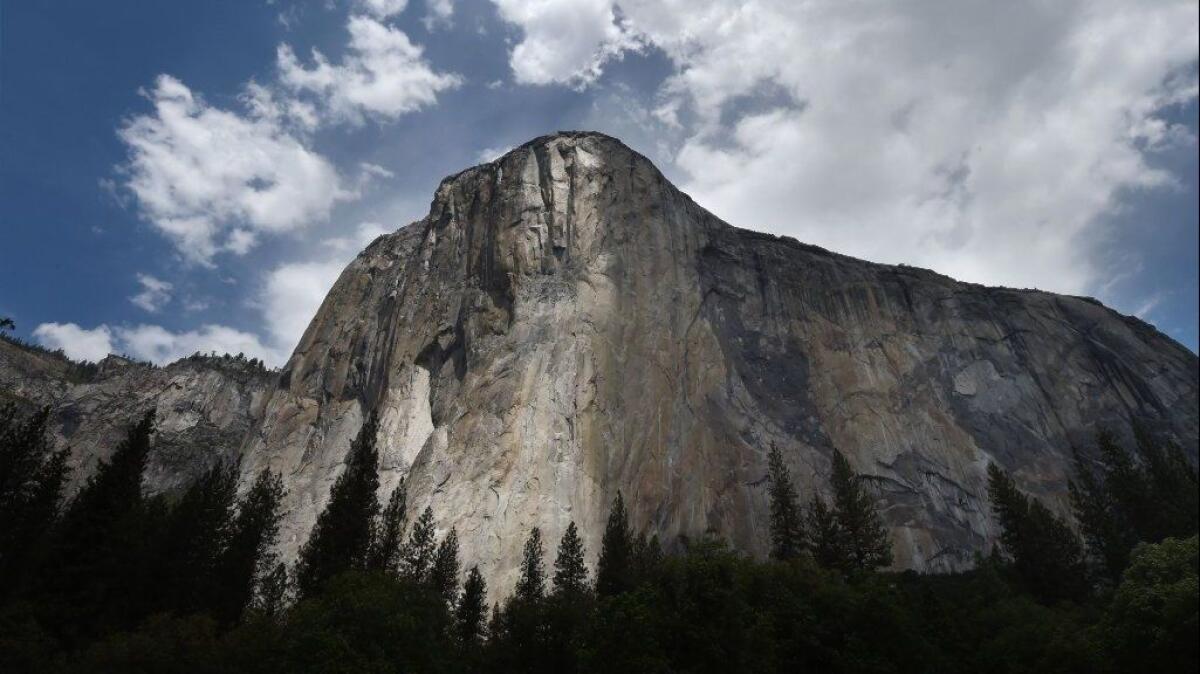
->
553, 521, 590, 597
295, 413, 381, 598
1103, 535, 1198, 673
401, 505, 437, 582
430, 528, 461, 604
830, 450, 892, 572
596, 491, 632, 596
217, 467, 286, 624
515, 527, 546, 603
807, 494, 841, 570
766, 444, 805, 560
157, 461, 239, 617
0, 406, 69, 593
987, 463, 1089, 603
367, 478, 407, 574
455, 566, 488, 645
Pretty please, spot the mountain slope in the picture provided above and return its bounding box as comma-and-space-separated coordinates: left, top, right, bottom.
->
237, 131, 1198, 591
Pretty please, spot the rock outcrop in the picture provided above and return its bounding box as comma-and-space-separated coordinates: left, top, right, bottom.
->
0, 339, 273, 494
235, 131, 1198, 592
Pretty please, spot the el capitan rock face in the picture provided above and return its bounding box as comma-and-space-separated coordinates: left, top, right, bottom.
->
233, 131, 1198, 591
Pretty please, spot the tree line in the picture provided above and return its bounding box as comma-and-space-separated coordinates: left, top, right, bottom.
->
1, 404, 1196, 672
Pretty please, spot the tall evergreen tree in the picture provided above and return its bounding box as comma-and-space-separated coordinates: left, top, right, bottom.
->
1132, 427, 1199, 541
767, 444, 805, 560
456, 566, 488, 646
0, 405, 69, 590
295, 413, 381, 598
807, 494, 842, 570
830, 450, 892, 572
49, 410, 156, 633
552, 521, 589, 596
515, 527, 546, 602
216, 467, 286, 624
367, 478, 407, 573
431, 528, 461, 603
401, 505, 437, 582
1070, 445, 1138, 584
596, 491, 633, 596
250, 562, 291, 620
159, 460, 238, 616
988, 463, 1088, 602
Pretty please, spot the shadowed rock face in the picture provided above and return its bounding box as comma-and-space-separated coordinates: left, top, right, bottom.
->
236, 131, 1197, 592
0, 340, 274, 495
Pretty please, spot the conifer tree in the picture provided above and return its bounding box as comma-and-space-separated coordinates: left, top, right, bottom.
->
49, 410, 156, 631
596, 491, 633, 596
295, 413, 381, 598
0, 406, 69, 589
216, 467, 286, 624
767, 444, 805, 560
249, 562, 291, 620
159, 460, 238, 616
431, 528, 461, 603
830, 450, 892, 571
1070, 445, 1138, 583
807, 494, 843, 570
367, 478, 407, 573
401, 505, 437, 582
988, 462, 1088, 602
515, 527, 546, 602
456, 565, 488, 645
552, 521, 589, 596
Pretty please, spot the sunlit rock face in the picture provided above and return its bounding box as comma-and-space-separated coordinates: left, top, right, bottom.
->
235, 131, 1197, 592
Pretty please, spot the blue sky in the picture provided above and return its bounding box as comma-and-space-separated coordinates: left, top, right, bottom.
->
1, 0, 1197, 365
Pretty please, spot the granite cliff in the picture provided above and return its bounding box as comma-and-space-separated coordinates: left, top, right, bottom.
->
4, 132, 1196, 592
239, 132, 1198, 591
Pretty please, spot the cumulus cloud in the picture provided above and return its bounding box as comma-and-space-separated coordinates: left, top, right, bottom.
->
359, 0, 409, 19
130, 273, 174, 313
490, 0, 1200, 296
33, 323, 115, 362
492, 0, 639, 86
33, 321, 284, 365
423, 0, 455, 29
118, 75, 350, 265
277, 15, 462, 126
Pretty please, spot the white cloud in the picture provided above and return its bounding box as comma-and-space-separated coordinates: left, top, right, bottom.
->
490, 0, 1199, 296
475, 145, 513, 163
423, 0, 454, 29
359, 0, 408, 19
118, 75, 350, 265
277, 15, 462, 126
492, 0, 639, 86
32, 320, 284, 366
33, 323, 115, 362
130, 273, 174, 313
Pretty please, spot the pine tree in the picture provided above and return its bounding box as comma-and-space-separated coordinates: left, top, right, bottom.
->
367, 478, 407, 573
1132, 427, 1198, 541
988, 462, 1088, 602
807, 494, 843, 570
515, 527, 546, 602
830, 450, 892, 572
216, 467, 286, 624
1070, 445, 1137, 583
552, 521, 589, 596
456, 565, 488, 645
250, 562, 290, 619
431, 528, 461, 603
295, 413, 381, 598
401, 505, 437, 582
767, 444, 805, 560
49, 410, 156, 632
159, 460, 238, 616
596, 491, 633, 596
0, 405, 69, 590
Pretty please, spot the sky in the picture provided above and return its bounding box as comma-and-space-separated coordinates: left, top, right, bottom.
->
1, 0, 1197, 367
